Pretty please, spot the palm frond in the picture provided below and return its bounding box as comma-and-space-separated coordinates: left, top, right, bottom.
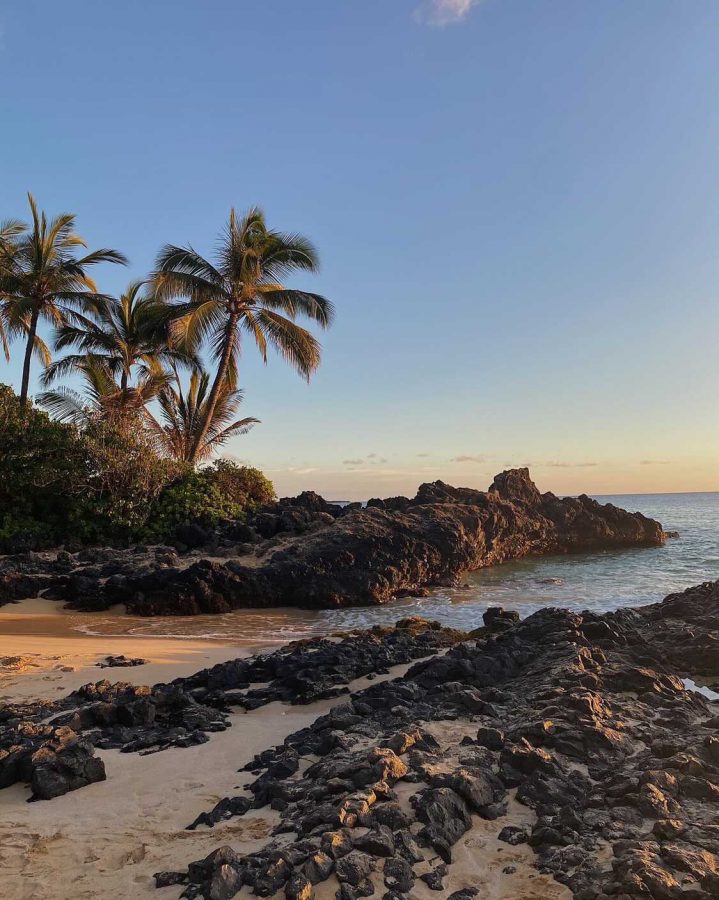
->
255, 309, 321, 380
36, 386, 88, 424
151, 368, 256, 463
32, 332, 52, 367
257, 288, 334, 327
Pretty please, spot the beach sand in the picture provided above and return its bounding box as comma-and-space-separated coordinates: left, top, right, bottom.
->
0, 599, 569, 900
0, 597, 257, 701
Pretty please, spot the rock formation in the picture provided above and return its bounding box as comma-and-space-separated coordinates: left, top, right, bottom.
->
0, 469, 666, 615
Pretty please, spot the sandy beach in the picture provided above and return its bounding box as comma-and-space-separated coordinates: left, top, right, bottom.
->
0, 597, 255, 701
0, 598, 569, 900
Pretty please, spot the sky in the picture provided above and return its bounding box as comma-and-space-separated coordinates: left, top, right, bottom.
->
1, 0, 718, 499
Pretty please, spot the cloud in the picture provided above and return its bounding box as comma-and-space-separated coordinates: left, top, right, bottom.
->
344, 455, 388, 468
639, 459, 671, 466
451, 454, 487, 464
414, 0, 479, 26
543, 461, 598, 469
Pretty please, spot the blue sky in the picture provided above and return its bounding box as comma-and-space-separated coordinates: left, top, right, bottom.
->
1, 0, 718, 497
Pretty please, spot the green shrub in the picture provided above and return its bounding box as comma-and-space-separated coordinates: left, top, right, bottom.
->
81, 416, 181, 539
0, 385, 274, 547
0, 385, 90, 547
143, 470, 243, 542
206, 459, 275, 508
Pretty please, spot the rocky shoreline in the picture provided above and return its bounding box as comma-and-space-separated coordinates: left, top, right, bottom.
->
2, 579, 718, 898
0, 469, 665, 615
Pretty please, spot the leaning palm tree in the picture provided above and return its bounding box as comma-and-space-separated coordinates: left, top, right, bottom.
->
37, 354, 168, 426
0, 218, 28, 362
0, 193, 126, 403
152, 207, 333, 464
41, 280, 198, 405
148, 368, 259, 464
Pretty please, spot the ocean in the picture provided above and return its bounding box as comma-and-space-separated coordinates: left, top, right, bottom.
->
77, 492, 719, 644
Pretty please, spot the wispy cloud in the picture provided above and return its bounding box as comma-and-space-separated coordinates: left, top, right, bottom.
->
503, 460, 598, 470
413, 0, 480, 27
544, 461, 598, 469
451, 454, 487, 464
344, 455, 388, 468
639, 459, 672, 466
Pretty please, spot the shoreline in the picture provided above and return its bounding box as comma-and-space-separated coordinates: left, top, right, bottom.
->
0, 598, 258, 702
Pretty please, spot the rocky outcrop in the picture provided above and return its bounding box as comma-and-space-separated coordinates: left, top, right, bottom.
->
0, 468, 663, 615
115, 468, 664, 614
2, 580, 719, 896
0, 722, 105, 800
0, 619, 464, 796
166, 579, 719, 900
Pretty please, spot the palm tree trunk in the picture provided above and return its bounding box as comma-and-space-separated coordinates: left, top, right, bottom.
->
120, 368, 129, 411
189, 311, 239, 465
19, 305, 41, 405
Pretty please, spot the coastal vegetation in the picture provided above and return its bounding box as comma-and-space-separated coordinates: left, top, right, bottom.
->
0, 196, 330, 548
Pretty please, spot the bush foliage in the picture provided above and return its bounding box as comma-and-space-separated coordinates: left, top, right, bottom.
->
0, 385, 274, 549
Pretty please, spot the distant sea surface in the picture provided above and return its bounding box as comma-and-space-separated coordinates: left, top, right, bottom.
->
77, 492, 719, 644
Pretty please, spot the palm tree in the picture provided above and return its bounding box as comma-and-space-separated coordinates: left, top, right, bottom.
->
41, 280, 198, 405
36, 353, 169, 426
0, 218, 28, 362
152, 207, 333, 464
148, 368, 259, 464
0, 193, 126, 403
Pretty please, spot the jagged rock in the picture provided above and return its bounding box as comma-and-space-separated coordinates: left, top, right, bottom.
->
498, 825, 529, 845
429, 767, 498, 813
394, 829, 424, 864
414, 787, 473, 862
483, 607, 519, 631
285, 872, 314, 900
420, 864, 447, 890
476, 726, 504, 750
187, 847, 240, 884
28, 728, 106, 800
321, 831, 353, 860
304, 851, 334, 884
254, 855, 291, 896
153, 871, 188, 888
96, 655, 147, 668
335, 851, 374, 886
7, 469, 664, 614
383, 856, 414, 892
353, 826, 395, 857
206, 863, 242, 900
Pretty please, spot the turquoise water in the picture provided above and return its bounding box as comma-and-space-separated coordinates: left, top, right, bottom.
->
84, 492, 718, 643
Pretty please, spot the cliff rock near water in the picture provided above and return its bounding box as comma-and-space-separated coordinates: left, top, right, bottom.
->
0, 468, 664, 615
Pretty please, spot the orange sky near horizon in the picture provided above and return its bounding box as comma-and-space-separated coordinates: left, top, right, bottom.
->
256, 455, 719, 501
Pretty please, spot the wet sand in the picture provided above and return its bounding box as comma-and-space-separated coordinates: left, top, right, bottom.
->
0, 598, 254, 701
